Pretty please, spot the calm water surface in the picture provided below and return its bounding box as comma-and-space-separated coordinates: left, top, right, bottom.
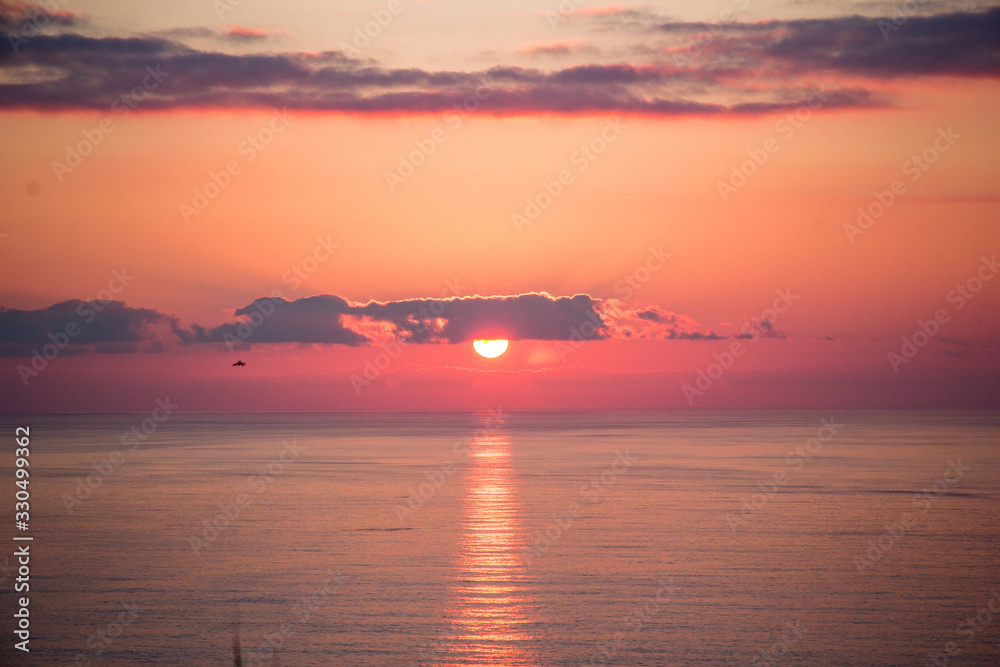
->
1, 410, 998, 665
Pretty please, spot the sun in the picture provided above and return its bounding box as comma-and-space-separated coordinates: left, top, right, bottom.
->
473, 339, 509, 358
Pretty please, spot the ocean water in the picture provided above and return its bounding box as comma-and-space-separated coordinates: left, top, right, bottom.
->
1, 410, 999, 666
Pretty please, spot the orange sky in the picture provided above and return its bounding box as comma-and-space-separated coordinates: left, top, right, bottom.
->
1, 2, 999, 410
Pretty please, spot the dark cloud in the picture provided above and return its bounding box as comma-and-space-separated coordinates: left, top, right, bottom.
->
755, 11, 1000, 78
191, 293, 731, 346
939, 336, 975, 358
553, 4, 1000, 80
734, 319, 787, 340
9, 8, 996, 115
177, 295, 370, 346
0, 31, 879, 114
0, 300, 176, 355
178, 293, 610, 346
794, 0, 997, 15
0, 292, 757, 356
655, 9, 1000, 78
0, 0, 77, 32
0, 4, 996, 114
357, 293, 608, 343
598, 301, 726, 341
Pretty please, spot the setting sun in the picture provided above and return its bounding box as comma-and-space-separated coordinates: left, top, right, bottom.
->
473, 339, 509, 358
2, 1, 999, 664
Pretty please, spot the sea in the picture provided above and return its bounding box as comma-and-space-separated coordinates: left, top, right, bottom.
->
1, 410, 998, 666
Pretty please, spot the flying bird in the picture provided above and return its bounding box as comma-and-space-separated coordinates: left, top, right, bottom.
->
232, 360, 245, 367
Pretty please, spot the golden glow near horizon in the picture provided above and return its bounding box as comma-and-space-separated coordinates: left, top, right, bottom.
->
444, 432, 538, 665
473, 339, 509, 358
1, 2, 998, 412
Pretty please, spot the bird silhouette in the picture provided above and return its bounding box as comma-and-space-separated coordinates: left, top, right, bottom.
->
232, 360, 246, 367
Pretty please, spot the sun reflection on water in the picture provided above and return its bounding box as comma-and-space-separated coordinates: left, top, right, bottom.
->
438, 431, 540, 666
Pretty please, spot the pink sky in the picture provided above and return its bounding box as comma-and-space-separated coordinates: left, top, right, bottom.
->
1, 2, 999, 411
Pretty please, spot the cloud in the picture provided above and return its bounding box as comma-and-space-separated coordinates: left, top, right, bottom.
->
565, 4, 647, 17
795, 0, 997, 14
0, 292, 760, 356
156, 25, 275, 43
939, 336, 975, 358
653, 9, 1000, 77
597, 300, 725, 340
734, 319, 787, 340
740, 11, 1000, 78
518, 37, 594, 57
0, 28, 881, 115
177, 292, 727, 347
153, 26, 218, 40
175, 295, 370, 347
0, 0, 77, 32
363, 292, 611, 343
0, 300, 176, 356
176, 293, 611, 346
551, 3, 657, 27
224, 26, 272, 41
5, 7, 995, 115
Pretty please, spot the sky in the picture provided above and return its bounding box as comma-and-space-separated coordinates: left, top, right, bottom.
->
1, 0, 999, 411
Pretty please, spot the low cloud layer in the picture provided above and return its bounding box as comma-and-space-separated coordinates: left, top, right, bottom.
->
178, 293, 657, 346
0, 300, 175, 356
654, 10, 1000, 79
0, 293, 734, 355
1, 5, 996, 115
